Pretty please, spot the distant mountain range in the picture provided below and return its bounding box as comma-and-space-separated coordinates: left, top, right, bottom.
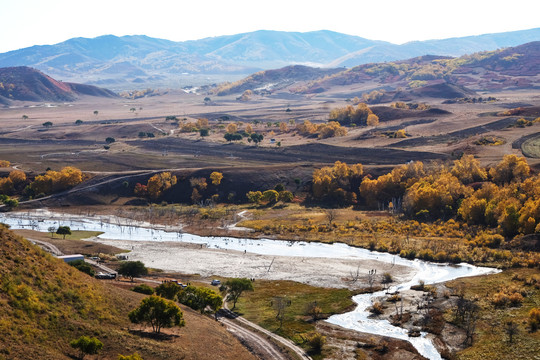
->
0, 28, 538, 90
0, 66, 117, 104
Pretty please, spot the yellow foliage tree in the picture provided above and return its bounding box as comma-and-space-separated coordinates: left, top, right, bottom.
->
210, 172, 223, 186
489, 154, 530, 185
30, 166, 83, 195
226, 123, 238, 134
147, 172, 177, 199
451, 155, 487, 184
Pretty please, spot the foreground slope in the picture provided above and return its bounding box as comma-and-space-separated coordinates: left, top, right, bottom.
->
0, 224, 255, 360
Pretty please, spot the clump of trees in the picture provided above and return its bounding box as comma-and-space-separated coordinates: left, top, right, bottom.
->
134, 172, 177, 199
295, 120, 347, 139
312, 161, 364, 205
391, 102, 430, 110
246, 185, 294, 205
29, 166, 83, 195
178, 285, 223, 314
179, 118, 209, 133
328, 103, 379, 127
0, 170, 27, 195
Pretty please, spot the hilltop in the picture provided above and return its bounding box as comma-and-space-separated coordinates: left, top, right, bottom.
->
0, 28, 538, 90
0, 225, 255, 360
0, 66, 117, 104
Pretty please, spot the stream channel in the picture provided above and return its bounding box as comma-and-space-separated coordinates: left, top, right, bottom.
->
0, 210, 500, 360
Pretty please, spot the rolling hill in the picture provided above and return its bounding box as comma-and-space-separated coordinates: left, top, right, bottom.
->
0, 28, 538, 90
0, 66, 118, 103
271, 41, 540, 98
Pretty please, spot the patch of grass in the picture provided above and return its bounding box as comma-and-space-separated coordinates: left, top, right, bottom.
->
234, 279, 359, 347
54, 230, 104, 240
446, 268, 540, 360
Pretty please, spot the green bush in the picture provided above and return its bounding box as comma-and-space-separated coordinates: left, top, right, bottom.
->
132, 284, 154, 295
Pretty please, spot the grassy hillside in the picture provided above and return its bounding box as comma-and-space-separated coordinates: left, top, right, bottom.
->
0, 224, 255, 360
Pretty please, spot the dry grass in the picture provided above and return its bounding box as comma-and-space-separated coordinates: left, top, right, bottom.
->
0, 225, 255, 360
446, 269, 540, 360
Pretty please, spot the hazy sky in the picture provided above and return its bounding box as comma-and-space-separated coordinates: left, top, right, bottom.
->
1, 0, 539, 53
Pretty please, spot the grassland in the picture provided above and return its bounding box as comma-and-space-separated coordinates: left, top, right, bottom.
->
446, 268, 540, 360
521, 134, 540, 158
233, 280, 360, 355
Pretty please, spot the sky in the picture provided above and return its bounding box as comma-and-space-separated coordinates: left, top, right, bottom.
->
1, 0, 539, 53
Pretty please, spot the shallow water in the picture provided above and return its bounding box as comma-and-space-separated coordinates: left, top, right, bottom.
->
0, 210, 499, 359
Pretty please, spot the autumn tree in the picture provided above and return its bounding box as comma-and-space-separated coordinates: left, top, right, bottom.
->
226, 123, 238, 134
30, 166, 83, 195
451, 155, 487, 184
8, 170, 26, 187
402, 171, 472, 219
147, 172, 177, 199
489, 154, 530, 185
312, 161, 363, 205
196, 118, 209, 129
329, 103, 377, 126
262, 190, 279, 204
128, 295, 185, 334
210, 172, 223, 186
366, 113, 379, 126
246, 191, 263, 204
318, 121, 347, 139
245, 124, 253, 134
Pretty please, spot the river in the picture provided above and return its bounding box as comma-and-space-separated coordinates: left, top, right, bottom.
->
0, 210, 500, 360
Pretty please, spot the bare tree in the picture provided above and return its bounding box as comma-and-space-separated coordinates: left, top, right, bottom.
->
348, 264, 361, 284
505, 321, 519, 343
367, 269, 377, 290
271, 296, 291, 330
324, 209, 337, 226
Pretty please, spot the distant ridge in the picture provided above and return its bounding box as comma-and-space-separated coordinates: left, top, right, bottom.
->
0, 66, 117, 104
216, 42, 540, 98
0, 28, 538, 90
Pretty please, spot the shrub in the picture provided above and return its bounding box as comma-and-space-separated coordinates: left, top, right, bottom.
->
370, 302, 384, 315
70, 336, 103, 359
132, 284, 154, 295
118, 353, 144, 360
69, 260, 95, 277
529, 308, 540, 332
306, 332, 326, 353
